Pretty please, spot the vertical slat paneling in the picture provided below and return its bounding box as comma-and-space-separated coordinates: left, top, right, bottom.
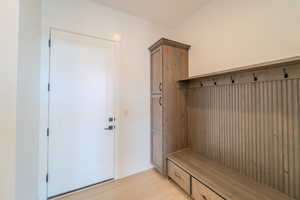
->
282, 80, 289, 194
219, 85, 224, 164
264, 82, 269, 183
287, 80, 294, 198
225, 85, 229, 168
253, 83, 258, 181
273, 81, 279, 190
250, 83, 255, 178
296, 80, 300, 200
240, 84, 246, 175
188, 78, 300, 200
267, 81, 273, 186
232, 85, 236, 169
248, 83, 253, 178
237, 84, 241, 173
213, 86, 217, 160
229, 85, 234, 169
262, 82, 267, 185
277, 81, 284, 192
245, 84, 250, 177
257, 82, 262, 183
205, 87, 209, 155
208, 87, 212, 159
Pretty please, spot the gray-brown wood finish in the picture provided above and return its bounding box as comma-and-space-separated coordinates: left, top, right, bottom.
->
187, 77, 300, 200
151, 95, 162, 131
192, 177, 224, 200
151, 95, 163, 172
179, 56, 300, 82
152, 130, 163, 173
184, 63, 300, 89
162, 45, 189, 161
150, 38, 190, 175
168, 150, 292, 200
167, 160, 191, 194
151, 48, 163, 94
149, 38, 191, 52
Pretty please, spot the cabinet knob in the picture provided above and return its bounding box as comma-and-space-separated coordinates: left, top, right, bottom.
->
174, 172, 181, 179
159, 97, 162, 106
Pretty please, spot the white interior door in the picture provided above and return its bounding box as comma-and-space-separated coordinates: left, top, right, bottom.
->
48, 30, 116, 197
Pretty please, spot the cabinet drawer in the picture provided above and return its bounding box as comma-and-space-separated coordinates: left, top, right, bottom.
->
167, 161, 191, 194
192, 178, 223, 200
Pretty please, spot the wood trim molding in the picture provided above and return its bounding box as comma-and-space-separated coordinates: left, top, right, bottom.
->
179, 56, 300, 82
185, 63, 300, 88
149, 38, 191, 52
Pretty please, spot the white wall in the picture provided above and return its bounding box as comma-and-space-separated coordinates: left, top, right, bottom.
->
16, 0, 41, 199
173, 0, 300, 76
40, 0, 172, 198
0, 1, 19, 200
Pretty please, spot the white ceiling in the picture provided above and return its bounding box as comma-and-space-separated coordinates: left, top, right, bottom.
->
94, 0, 209, 27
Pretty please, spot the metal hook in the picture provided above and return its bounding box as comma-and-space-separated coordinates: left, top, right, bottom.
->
231, 76, 235, 84
283, 68, 288, 79
253, 73, 258, 82
211, 78, 217, 86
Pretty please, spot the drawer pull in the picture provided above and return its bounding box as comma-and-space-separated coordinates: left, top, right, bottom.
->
202, 195, 207, 200
159, 82, 162, 91
174, 172, 181, 179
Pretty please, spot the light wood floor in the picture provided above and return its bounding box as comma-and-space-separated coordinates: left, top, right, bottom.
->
52, 169, 190, 200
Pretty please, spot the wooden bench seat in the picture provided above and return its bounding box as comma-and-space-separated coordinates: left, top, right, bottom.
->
167, 149, 293, 200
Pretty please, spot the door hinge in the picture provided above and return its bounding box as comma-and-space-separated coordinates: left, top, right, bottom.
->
48, 83, 50, 92
48, 39, 51, 48
47, 128, 49, 136
46, 174, 49, 183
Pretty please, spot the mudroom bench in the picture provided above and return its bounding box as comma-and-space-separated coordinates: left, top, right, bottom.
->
167, 149, 292, 200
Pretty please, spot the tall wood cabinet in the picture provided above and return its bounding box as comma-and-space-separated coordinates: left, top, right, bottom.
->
149, 38, 190, 175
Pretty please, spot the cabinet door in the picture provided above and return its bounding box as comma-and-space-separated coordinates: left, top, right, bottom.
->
152, 130, 163, 169
151, 95, 163, 170
151, 95, 162, 131
151, 48, 163, 94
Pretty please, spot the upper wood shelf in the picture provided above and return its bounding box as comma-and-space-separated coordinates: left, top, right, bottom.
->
168, 149, 291, 200
178, 56, 300, 82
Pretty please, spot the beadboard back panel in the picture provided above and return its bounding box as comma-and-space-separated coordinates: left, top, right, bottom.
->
187, 79, 300, 200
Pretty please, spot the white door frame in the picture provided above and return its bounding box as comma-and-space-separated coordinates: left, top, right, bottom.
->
41, 27, 120, 199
